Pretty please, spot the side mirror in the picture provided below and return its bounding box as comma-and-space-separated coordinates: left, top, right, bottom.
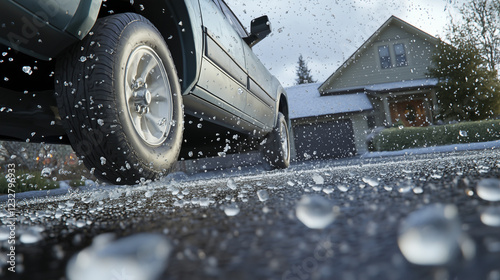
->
244, 16, 272, 47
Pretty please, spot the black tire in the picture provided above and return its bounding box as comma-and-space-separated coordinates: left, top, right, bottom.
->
55, 13, 183, 185
263, 112, 291, 169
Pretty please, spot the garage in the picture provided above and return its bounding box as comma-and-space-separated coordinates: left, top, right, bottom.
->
293, 119, 356, 160
286, 83, 374, 162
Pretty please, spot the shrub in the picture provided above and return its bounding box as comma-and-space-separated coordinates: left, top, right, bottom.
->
372, 119, 500, 151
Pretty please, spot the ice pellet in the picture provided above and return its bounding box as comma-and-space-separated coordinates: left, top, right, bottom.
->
296, 195, 335, 229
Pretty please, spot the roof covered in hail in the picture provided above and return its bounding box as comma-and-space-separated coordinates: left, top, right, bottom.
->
285, 83, 373, 119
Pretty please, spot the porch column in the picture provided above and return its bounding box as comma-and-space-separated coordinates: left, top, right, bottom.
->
382, 95, 392, 126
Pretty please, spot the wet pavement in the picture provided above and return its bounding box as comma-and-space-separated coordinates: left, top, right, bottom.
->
1, 149, 500, 280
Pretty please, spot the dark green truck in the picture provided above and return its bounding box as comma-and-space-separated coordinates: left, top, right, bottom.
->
0, 0, 290, 184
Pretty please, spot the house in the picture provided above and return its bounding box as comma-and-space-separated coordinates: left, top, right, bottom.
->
287, 83, 373, 161
287, 16, 440, 161
319, 15, 439, 128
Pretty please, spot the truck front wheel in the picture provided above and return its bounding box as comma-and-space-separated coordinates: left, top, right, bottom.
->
55, 13, 183, 185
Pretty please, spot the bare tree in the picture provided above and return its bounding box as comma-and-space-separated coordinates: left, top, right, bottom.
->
450, 0, 500, 72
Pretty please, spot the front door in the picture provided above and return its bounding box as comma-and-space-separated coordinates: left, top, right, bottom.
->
390, 100, 429, 127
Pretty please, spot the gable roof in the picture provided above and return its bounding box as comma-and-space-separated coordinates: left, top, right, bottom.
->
318, 15, 440, 94
286, 83, 373, 119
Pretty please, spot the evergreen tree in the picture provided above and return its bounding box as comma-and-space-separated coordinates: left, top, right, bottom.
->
428, 39, 500, 122
295, 54, 316, 85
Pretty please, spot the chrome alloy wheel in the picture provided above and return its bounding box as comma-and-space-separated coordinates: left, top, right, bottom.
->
124, 46, 173, 146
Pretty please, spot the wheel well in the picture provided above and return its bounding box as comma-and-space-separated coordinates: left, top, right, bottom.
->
97, 1, 195, 92
278, 93, 289, 122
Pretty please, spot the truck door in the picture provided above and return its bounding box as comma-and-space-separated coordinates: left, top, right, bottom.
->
196, 0, 248, 114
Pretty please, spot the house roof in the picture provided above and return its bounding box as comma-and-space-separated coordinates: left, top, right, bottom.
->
318, 15, 440, 93
286, 83, 373, 120
324, 78, 439, 95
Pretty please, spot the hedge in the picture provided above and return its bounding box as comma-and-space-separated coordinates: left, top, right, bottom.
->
372, 119, 500, 151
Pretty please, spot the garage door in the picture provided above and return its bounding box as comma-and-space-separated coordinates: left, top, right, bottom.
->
293, 119, 356, 161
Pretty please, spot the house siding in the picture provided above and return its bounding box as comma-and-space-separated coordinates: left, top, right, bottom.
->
324, 25, 437, 92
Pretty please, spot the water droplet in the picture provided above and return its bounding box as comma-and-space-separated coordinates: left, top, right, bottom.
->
22, 66, 33, 75
158, 118, 167, 126
100, 157, 107, 165
75, 220, 87, 228
296, 195, 335, 229
480, 206, 500, 227
322, 186, 334, 194
55, 209, 63, 219
398, 181, 412, 193
67, 233, 172, 280
200, 198, 210, 207
257, 190, 269, 202
337, 185, 349, 192
227, 179, 237, 190
66, 200, 76, 208
97, 119, 104, 126
224, 203, 240, 216
20, 230, 43, 244
41, 167, 52, 177
459, 130, 468, 137
476, 178, 500, 202
362, 177, 379, 187
398, 204, 475, 265
79, 56, 87, 62
412, 186, 424, 194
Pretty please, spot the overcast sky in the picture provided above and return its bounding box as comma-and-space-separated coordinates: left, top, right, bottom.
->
228, 0, 467, 87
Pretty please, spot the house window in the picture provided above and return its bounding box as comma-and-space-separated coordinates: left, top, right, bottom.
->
394, 43, 408, 67
378, 45, 391, 69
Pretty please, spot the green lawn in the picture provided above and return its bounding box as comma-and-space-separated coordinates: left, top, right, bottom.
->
0, 171, 59, 194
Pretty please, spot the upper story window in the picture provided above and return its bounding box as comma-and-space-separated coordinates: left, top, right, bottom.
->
378, 45, 391, 69
394, 43, 408, 67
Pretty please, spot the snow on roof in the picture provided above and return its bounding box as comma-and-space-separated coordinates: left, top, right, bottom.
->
365, 78, 439, 92
285, 83, 373, 119
323, 78, 439, 95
